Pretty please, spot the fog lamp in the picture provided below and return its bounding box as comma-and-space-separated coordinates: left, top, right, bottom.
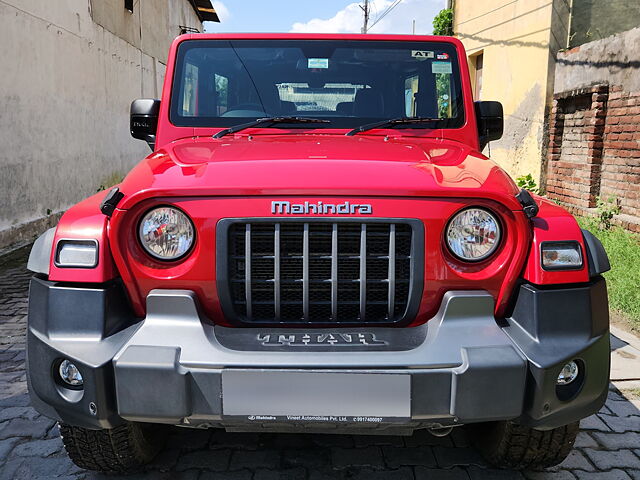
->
557, 361, 579, 385
541, 242, 582, 270
59, 360, 83, 387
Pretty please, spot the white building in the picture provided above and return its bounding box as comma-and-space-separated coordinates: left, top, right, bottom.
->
0, 0, 218, 250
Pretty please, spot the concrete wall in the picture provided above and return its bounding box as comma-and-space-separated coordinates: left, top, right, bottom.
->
569, 0, 640, 48
0, 0, 202, 249
453, 0, 570, 182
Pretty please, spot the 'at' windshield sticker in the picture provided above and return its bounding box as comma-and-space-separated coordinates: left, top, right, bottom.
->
432, 61, 452, 74
412, 50, 434, 60
308, 58, 329, 69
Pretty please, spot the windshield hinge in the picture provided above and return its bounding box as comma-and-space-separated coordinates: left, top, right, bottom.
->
100, 188, 124, 217
516, 189, 539, 219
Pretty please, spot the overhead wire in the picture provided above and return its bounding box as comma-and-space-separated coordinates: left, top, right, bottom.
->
368, 0, 403, 31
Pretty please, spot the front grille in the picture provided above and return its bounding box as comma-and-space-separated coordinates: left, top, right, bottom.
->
217, 219, 423, 325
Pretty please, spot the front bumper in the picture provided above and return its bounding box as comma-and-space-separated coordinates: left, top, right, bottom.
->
27, 276, 610, 433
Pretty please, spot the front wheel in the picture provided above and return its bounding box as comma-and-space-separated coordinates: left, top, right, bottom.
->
470, 420, 579, 470
59, 421, 166, 474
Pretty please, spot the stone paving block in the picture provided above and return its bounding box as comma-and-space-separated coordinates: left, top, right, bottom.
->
253, 467, 307, 480
1, 454, 83, 479
282, 448, 330, 468
229, 449, 280, 470
331, 446, 385, 470
0, 406, 40, 422
209, 430, 262, 450
311, 434, 354, 448
199, 471, 253, 480
573, 470, 632, 480
405, 429, 454, 448
468, 465, 526, 479
558, 449, 595, 471
433, 446, 486, 468
580, 415, 611, 431
583, 449, 640, 471
382, 445, 436, 468
600, 415, 640, 433
414, 466, 469, 479
175, 449, 231, 471
352, 434, 404, 447
627, 471, 640, 480
592, 432, 640, 450
523, 471, 577, 479
0, 437, 20, 463
574, 431, 599, 449
606, 401, 640, 418
0, 392, 30, 408
350, 467, 414, 479
12, 437, 62, 457
0, 416, 55, 440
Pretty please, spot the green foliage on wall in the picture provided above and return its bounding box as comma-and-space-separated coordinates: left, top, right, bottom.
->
432, 9, 453, 36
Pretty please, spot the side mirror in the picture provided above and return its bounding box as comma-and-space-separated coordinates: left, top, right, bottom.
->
130, 99, 160, 150
475, 101, 503, 151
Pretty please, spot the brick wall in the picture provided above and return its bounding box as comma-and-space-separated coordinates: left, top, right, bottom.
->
600, 86, 640, 222
546, 84, 640, 233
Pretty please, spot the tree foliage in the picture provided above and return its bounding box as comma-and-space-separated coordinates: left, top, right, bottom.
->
432, 8, 453, 36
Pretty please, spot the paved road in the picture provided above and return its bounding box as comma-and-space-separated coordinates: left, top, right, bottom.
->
1, 246, 640, 479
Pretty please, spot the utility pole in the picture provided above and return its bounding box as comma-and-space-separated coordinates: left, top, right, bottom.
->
360, 0, 370, 34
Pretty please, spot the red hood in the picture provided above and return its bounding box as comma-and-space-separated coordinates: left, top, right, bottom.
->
117, 134, 521, 210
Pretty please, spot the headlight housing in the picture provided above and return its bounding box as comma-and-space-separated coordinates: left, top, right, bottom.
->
138, 206, 195, 261
446, 208, 501, 262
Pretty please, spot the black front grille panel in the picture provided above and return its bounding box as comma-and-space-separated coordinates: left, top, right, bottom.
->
218, 219, 423, 325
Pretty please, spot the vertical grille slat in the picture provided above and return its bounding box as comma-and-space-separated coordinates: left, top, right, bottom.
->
274, 223, 281, 321
226, 220, 416, 325
388, 224, 396, 320
359, 224, 367, 322
302, 223, 310, 322
244, 224, 252, 319
331, 223, 338, 321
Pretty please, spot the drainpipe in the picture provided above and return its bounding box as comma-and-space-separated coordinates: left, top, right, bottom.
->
566, 0, 574, 49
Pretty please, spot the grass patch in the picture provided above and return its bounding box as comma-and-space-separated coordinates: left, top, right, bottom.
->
578, 217, 640, 331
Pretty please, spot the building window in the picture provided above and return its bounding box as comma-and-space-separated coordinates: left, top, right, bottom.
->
473, 53, 483, 100
124, 0, 133, 12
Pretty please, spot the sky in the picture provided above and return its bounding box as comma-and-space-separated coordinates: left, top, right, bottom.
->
204, 0, 446, 35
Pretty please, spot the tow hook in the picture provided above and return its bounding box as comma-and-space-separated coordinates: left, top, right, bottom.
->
428, 426, 454, 437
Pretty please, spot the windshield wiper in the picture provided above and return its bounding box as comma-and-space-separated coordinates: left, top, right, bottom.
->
213, 116, 330, 139
345, 117, 441, 136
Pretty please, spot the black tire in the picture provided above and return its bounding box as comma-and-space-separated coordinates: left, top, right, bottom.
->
59, 422, 166, 474
470, 420, 579, 470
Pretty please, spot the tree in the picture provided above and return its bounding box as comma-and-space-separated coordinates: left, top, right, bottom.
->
433, 8, 453, 36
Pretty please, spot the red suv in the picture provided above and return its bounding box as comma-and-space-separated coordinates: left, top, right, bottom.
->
26, 34, 611, 474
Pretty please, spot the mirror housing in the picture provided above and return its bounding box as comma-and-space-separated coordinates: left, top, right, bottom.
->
130, 99, 160, 150
475, 101, 503, 150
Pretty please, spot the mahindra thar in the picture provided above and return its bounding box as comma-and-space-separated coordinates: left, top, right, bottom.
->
26, 33, 611, 474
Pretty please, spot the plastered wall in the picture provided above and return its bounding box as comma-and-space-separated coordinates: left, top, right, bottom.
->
0, 0, 200, 248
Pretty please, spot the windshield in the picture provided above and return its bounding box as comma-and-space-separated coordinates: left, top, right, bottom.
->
170, 39, 464, 130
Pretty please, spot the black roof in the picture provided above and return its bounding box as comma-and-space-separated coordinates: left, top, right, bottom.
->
188, 0, 220, 22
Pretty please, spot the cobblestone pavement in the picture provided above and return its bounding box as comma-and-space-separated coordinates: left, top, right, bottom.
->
1, 246, 640, 479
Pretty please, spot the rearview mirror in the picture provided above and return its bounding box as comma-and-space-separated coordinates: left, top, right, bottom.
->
130, 99, 160, 150
475, 101, 503, 151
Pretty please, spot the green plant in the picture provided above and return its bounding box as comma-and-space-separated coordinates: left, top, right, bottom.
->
596, 195, 621, 230
515, 174, 539, 194
578, 217, 640, 331
432, 9, 453, 36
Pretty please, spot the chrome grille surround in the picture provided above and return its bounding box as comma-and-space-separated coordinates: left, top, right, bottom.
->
216, 218, 424, 326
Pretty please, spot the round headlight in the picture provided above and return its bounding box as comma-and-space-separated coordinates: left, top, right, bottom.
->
446, 208, 501, 262
138, 207, 194, 261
